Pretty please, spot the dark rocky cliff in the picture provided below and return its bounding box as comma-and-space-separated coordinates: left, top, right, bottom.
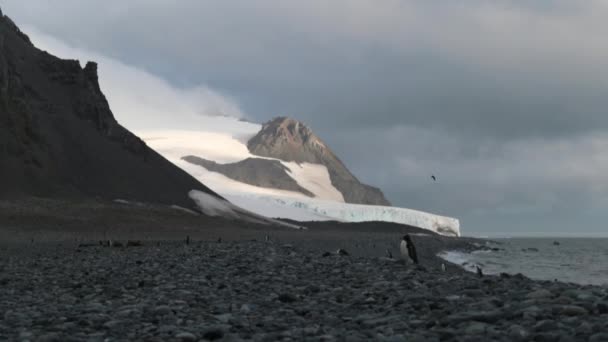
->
0, 9, 221, 209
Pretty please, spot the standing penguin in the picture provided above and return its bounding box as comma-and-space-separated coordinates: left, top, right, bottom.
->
400, 235, 419, 264
385, 248, 393, 259
476, 265, 484, 277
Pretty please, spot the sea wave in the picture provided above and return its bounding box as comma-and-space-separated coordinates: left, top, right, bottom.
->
437, 250, 482, 273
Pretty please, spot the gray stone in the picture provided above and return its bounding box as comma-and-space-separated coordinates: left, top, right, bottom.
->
361, 315, 401, 327
526, 289, 552, 299
444, 310, 504, 324
576, 321, 592, 335
175, 332, 197, 342
303, 325, 320, 336
402, 334, 429, 342
596, 302, 608, 314
558, 305, 588, 316
533, 320, 558, 332
103, 320, 126, 329
278, 293, 297, 303
202, 327, 225, 341
590, 333, 608, 342
464, 322, 488, 335
531, 333, 561, 342
507, 324, 529, 340
153, 305, 172, 316
18, 331, 34, 340
214, 313, 232, 324
36, 332, 62, 342
240, 304, 254, 313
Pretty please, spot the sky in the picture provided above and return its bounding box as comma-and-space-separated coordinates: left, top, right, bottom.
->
3, 1, 608, 236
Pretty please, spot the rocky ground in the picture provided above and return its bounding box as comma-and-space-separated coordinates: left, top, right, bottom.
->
2, 237, 608, 342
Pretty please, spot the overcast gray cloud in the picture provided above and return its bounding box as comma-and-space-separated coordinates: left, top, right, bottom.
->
3, 1, 608, 236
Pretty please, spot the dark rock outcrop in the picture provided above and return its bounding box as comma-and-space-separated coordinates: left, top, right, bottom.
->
247, 117, 391, 205
182, 156, 314, 197
0, 10, 220, 209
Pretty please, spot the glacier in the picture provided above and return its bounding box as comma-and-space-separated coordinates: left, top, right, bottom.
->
29, 32, 461, 236
224, 192, 461, 236
139, 116, 461, 237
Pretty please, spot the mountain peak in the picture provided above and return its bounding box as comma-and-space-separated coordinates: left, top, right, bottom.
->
248, 116, 328, 164
1, 12, 31, 45
248, 116, 391, 206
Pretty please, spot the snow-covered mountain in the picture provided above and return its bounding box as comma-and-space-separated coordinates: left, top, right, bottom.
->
0, 9, 304, 230
247, 117, 391, 205
139, 116, 461, 236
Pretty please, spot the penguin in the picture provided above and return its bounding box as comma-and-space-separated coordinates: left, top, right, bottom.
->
186, 235, 190, 245
265, 235, 271, 242
385, 249, 393, 259
441, 263, 446, 272
476, 265, 484, 277
336, 249, 349, 256
400, 235, 419, 264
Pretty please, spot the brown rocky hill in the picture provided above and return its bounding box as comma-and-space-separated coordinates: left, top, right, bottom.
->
247, 117, 391, 205
0, 9, 220, 209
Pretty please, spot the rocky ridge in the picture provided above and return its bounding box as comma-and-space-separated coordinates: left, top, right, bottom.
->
247, 117, 391, 206
182, 156, 314, 197
0, 9, 219, 209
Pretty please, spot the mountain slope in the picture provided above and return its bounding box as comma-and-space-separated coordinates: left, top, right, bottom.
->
247, 117, 391, 205
141, 121, 461, 236
181, 156, 315, 197
0, 10, 220, 209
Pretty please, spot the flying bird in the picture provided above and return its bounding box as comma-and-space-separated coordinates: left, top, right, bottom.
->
431, 175, 436, 181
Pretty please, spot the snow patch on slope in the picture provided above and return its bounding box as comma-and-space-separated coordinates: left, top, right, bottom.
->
167, 155, 313, 200
283, 162, 345, 202
142, 130, 253, 164
188, 190, 239, 218
188, 190, 305, 229
140, 126, 344, 201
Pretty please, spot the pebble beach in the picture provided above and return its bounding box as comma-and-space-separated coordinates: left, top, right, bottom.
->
2, 237, 608, 342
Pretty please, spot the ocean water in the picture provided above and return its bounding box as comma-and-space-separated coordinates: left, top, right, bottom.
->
439, 238, 608, 286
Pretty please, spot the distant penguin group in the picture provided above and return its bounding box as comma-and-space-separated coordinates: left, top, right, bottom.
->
400, 234, 419, 265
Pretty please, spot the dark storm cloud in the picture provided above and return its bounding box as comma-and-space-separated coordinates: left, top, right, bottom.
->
3, 0, 608, 235
5, 0, 608, 139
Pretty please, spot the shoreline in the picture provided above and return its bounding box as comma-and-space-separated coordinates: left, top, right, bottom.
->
2, 239, 608, 341
439, 239, 608, 288
2, 199, 608, 340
